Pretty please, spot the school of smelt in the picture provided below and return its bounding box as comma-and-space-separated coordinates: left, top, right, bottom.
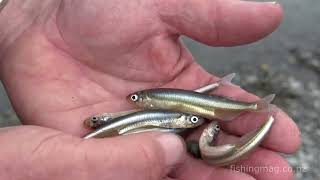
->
83, 73, 276, 166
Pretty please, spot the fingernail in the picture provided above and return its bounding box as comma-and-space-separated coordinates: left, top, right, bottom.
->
156, 134, 185, 166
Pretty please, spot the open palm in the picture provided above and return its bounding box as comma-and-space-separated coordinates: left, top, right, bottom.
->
0, 0, 300, 179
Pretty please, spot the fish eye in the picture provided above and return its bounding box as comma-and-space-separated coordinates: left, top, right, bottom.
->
130, 94, 139, 102
190, 116, 199, 124
91, 117, 98, 122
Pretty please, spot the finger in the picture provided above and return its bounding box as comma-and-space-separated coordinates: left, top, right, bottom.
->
171, 155, 255, 180
85, 132, 186, 180
157, 0, 282, 46
233, 148, 294, 180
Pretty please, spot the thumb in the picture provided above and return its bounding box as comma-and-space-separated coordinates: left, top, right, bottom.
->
84, 132, 186, 180
0, 126, 185, 180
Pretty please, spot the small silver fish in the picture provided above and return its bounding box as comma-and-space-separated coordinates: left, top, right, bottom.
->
83, 110, 205, 139
84, 73, 236, 129
199, 116, 275, 166
127, 86, 274, 120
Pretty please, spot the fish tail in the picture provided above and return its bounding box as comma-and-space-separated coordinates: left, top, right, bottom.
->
219, 73, 236, 86
256, 94, 276, 112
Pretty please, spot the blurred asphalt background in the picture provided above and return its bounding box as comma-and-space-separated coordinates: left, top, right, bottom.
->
0, 0, 319, 179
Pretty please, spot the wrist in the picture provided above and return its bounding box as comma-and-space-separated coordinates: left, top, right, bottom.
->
0, 0, 60, 57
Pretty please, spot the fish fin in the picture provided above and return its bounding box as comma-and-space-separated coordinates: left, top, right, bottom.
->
256, 94, 276, 112
195, 83, 219, 93
220, 73, 236, 86
195, 73, 236, 93
219, 73, 241, 89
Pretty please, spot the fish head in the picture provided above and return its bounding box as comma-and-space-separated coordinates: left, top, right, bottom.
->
206, 121, 221, 139
83, 115, 107, 129
127, 90, 153, 108
199, 121, 221, 149
183, 115, 206, 128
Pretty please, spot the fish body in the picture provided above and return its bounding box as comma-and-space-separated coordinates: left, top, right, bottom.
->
128, 88, 274, 120
83, 110, 204, 139
199, 116, 275, 166
122, 127, 186, 135
118, 115, 200, 135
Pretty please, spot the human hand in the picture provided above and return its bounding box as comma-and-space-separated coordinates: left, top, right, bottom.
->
0, 0, 300, 179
